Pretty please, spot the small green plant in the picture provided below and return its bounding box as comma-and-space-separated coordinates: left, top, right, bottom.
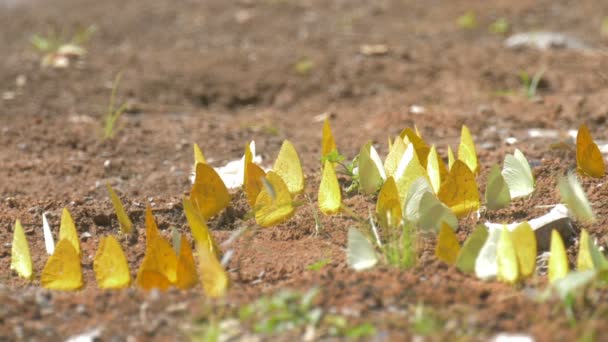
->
306, 258, 330, 271
519, 68, 546, 99
324, 315, 376, 338
239, 288, 323, 334
457, 11, 477, 29
30, 25, 96, 67
382, 219, 417, 269
321, 151, 360, 194
601, 16, 608, 37
294, 58, 314, 75
102, 73, 128, 140
489, 18, 510, 34
410, 303, 442, 336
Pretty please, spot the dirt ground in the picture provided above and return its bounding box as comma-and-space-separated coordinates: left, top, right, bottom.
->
2, 0, 608, 340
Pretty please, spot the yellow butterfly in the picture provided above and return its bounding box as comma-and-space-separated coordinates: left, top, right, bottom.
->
437, 160, 480, 217
576, 229, 608, 271
576, 124, 605, 178
182, 198, 221, 257
243, 141, 255, 186
145, 204, 160, 249
59, 207, 80, 256
384, 137, 407, 178
10, 219, 33, 280
255, 171, 296, 227
447, 145, 456, 170
41, 239, 83, 291
376, 177, 402, 229
318, 160, 342, 215
107, 183, 133, 234
511, 222, 536, 279
94, 235, 131, 289
244, 162, 266, 208
395, 144, 428, 204
193, 142, 206, 166
548, 230, 569, 284
136, 235, 178, 290
175, 233, 198, 290
496, 226, 519, 284
435, 223, 460, 265
273, 140, 305, 195
190, 162, 231, 219
400, 127, 431, 167
321, 118, 338, 159
426, 145, 448, 193
197, 241, 229, 298
458, 125, 479, 174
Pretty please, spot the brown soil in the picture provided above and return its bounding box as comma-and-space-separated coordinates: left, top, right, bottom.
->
2, 0, 608, 340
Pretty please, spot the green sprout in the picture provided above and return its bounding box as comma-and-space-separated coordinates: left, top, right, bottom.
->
519, 68, 546, 99
306, 258, 330, 271
30, 25, 96, 67
382, 219, 417, 269
321, 151, 360, 194
601, 16, 608, 37
489, 18, 510, 34
410, 303, 442, 336
102, 73, 128, 140
457, 11, 477, 30
294, 58, 314, 75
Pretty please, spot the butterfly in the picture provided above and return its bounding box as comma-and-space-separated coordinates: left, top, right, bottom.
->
321, 118, 338, 159
435, 223, 460, 265
376, 177, 402, 229
107, 183, 133, 234
400, 127, 431, 167
59, 207, 80, 256
475, 228, 501, 280
437, 160, 480, 217
496, 226, 519, 284
418, 191, 458, 232
395, 144, 428, 204
197, 240, 229, 298
576, 124, 605, 178
455, 225, 488, 274
511, 222, 536, 279
403, 177, 432, 225
41, 239, 83, 290
485, 164, 511, 211
502, 149, 535, 199
347, 227, 378, 271
244, 162, 267, 208
426, 145, 448, 193
136, 235, 178, 291
10, 219, 33, 280
458, 125, 479, 174
558, 172, 595, 223
273, 140, 305, 195
318, 160, 342, 215
182, 198, 221, 257
358, 142, 386, 194
175, 233, 198, 290
42, 212, 54, 255
548, 230, 569, 284
255, 171, 296, 227
190, 162, 231, 220
384, 137, 407, 179
93, 235, 131, 289
576, 229, 608, 271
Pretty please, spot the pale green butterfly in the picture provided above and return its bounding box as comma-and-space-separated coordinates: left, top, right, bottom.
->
485, 164, 511, 211
418, 192, 458, 232
502, 149, 534, 199
347, 227, 378, 271
558, 172, 595, 223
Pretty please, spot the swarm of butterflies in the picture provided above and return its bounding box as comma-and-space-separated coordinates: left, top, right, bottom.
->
8, 119, 608, 295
